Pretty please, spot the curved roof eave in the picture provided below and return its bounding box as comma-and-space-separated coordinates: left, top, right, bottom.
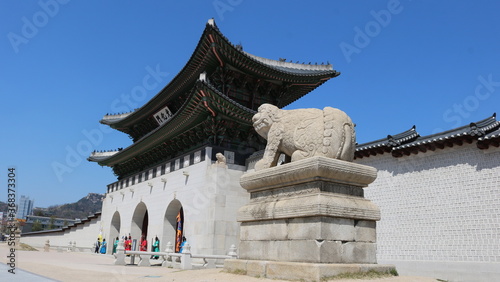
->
393, 113, 499, 150
91, 79, 256, 167
100, 19, 339, 129
356, 126, 419, 152
355, 113, 499, 159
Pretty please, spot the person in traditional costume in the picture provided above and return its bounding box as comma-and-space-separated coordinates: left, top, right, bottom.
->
112, 237, 119, 254
99, 239, 107, 254
125, 235, 132, 256
179, 236, 187, 253
151, 236, 160, 259
140, 235, 147, 251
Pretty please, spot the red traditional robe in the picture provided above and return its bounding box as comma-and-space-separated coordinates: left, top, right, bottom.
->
140, 238, 147, 251
125, 239, 131, 251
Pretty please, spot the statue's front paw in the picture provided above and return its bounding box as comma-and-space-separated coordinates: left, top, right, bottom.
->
254, 159, 270, 171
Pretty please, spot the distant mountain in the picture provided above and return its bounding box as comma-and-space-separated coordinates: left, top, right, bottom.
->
38, 193, 105, 220
0, 193, 105, 220
0, 202, 8, 216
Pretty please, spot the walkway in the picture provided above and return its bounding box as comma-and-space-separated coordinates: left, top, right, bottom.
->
0, 243, 438, 282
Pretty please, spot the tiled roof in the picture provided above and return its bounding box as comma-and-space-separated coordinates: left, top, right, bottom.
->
479, 127, 500, 140
477, 113, 500, 149
88, 77, 260, 177
100, 18, 338, 134
355, 126, 419, 158
242, 52, 336, 76
22, 212, 101, 236
355, 113, 499, 159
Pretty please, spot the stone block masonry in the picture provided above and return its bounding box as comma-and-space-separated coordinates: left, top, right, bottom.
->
225, 157, 395, 281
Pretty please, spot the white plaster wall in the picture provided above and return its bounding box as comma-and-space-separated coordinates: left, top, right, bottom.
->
100, 149, 249, 256
22, 148, 251, 257
101, 160, 210, 253
199, 163, 249, 255
356, 144, 500, 281
20, 215, 101, 250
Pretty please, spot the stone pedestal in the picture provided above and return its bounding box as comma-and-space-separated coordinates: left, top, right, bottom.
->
224, 157, 395, 280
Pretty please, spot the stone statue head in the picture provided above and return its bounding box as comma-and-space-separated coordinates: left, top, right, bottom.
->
252, 104, 282, 139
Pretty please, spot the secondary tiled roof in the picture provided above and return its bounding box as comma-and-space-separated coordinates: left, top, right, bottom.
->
89, 76, 260, 177
355, 113, 499, 159
477, 113, 500, 149
479, 127, 500, 140
355, 126, 419, 158
22, 212, 101, 236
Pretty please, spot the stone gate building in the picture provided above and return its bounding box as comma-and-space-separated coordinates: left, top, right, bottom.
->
87, 19, 339, 256
20, 19, 500, 282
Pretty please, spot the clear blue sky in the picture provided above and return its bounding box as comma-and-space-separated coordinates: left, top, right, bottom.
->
1, 0, 499, 208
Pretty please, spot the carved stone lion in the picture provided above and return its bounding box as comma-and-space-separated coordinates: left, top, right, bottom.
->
215, 152, 226, 165
253, 104, 356, 171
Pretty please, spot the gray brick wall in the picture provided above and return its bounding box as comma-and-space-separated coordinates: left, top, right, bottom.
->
355, 144, 500, 263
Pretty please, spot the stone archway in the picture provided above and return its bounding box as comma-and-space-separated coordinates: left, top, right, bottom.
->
131, 202, 148, 251
109, 211, 121, 254
163, 199, 183, 253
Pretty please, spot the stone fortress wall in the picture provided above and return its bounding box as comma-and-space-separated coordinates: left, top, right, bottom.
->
356, 143, 500, 281
20, 213, 101, 251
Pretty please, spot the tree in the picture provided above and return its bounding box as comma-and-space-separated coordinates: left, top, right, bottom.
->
32, 220, 43, 232
33, 208, 46, 216
48, 216, 56, 230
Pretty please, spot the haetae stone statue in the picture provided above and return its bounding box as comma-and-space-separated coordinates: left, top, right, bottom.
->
224, 103, 395, 281
252, 104, 356, 170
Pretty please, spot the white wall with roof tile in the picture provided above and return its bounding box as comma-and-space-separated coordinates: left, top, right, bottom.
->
21, 215, 101, 251
355, 143, 500, 281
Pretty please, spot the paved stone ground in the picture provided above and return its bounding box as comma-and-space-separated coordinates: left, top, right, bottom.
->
0, 243, 439, 282
0, 262, 56, 281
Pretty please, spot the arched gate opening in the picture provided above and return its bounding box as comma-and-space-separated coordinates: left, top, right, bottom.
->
163, 199, 184, 253
131, 202, 149, 251
109, 211, 121, 254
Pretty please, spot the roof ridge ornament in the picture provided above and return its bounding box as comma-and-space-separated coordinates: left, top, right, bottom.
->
244, 52, 334, 71
469, 122, 485, 136
386, 135, 400, 147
